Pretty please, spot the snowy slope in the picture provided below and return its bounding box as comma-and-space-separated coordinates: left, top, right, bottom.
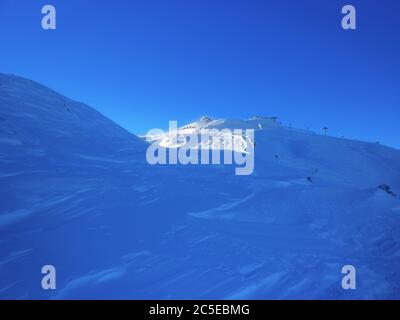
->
1, 73, 400, 299
0, 73, 146, 159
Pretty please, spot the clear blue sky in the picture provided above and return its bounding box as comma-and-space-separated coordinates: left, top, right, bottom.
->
0, 0, 399, 148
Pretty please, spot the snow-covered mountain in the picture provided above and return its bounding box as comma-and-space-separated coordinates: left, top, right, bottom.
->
0, 73, 147, 159
1, 73, 400, 299
143, 116, 280, 153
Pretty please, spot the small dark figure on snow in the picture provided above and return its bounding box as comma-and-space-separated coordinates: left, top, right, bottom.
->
378, 184, 397, 197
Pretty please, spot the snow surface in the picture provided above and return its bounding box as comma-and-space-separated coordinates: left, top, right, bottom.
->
1, 73, 400, 299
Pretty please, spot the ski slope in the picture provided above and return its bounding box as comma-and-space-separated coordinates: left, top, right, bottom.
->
1, 73, 400, 299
